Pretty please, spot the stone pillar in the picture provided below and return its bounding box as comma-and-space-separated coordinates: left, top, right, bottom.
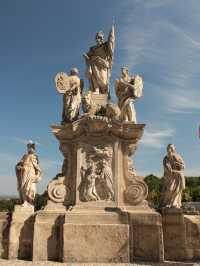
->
32, 209, 65, 262
162, 208, 200, 261
129, 211, 164, 262
0, 213, 10, 259
184, 214, 200, 260
8, 205, 34, 260
162, 207, 186, 260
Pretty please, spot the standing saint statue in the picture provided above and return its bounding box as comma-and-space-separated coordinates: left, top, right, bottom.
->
54, 67, 83, 124
83, 25, 115, 95
15, 142, 42, 207
161, 144, 185, 208
115, 67, 143, 123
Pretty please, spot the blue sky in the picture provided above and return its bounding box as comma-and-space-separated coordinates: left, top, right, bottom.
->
0, 0, 200, 196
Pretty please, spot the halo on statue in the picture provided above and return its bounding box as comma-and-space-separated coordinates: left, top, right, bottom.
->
54, 72, 70, 94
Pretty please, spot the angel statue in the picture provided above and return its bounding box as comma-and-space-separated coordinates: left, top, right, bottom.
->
54, 67, 83, 124
161, 144, 185, 208
83, 25, 115, 95
15, 142, 42, 207
115, 67, 143, 123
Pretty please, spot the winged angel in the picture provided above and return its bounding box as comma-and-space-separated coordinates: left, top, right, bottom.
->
54, 68, 83, 124
115, 67, 143, 123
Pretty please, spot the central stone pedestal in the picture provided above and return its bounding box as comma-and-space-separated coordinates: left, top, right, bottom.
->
63, 210, 129, 263
35, 116, 164, 263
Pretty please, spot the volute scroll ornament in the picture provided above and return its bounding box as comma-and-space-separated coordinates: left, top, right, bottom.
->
47, 174, 70, 204
123, 143, 148, 206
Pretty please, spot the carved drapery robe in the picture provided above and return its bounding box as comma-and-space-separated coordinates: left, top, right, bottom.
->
62, 75, 81, 123
100, 162, 114, 201
162, 153, 185, 208
15, 153, 42, 204
85, 26, 115, 94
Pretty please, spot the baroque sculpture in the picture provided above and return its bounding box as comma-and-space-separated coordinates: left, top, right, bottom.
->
6, 24, 169, 264
115, 67, 143, 123
78, 146, 114, 202
54, 67, 83, 124
15, 142, 42, 207
161, 144, 185, 208
83, 25, 115, 95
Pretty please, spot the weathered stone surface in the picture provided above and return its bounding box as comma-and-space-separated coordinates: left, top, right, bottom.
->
129, 211, 164, 262
32, 210, 65, 262
162, 208, 186, 260
162, 208, 200, 261
8, 206, 34, 260
51, 118, 147, 209
63, 211, 129, 263
0, 213, 9, 259
184, 215, 200, 260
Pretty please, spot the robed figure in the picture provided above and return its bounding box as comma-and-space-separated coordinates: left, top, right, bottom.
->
15, 142, 42, 207
54, 67, 83, 124
161, 144, 185, 208
115, 67, 143, 123
83, 25, 115, 95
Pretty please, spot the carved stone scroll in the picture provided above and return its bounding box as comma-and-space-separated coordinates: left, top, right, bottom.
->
47, 175, 70, 204
123, 143, 148, 205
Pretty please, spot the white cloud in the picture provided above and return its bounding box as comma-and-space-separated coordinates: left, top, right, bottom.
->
140, 127, 174, 149
161, 88, 200, 114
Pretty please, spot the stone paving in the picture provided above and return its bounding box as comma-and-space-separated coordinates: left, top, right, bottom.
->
0, 260, 200, 266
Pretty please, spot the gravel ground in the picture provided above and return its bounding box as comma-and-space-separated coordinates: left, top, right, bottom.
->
0, 260, 199, 266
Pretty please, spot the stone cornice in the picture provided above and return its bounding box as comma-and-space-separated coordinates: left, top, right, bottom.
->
51, 115, 145, 142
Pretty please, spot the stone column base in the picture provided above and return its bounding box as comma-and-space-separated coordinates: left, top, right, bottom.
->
32, 209, 66, 262
8, 205, 34, 260
0, 213, 9, 259
162, 208, 186, 260
128, 210, 164, 262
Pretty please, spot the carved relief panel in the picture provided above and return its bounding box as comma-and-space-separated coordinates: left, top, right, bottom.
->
77, 143, 114, 204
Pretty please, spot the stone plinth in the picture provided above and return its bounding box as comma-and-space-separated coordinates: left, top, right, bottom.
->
63, 210, 129, 263
162, 208, 186, 260
8, 205, 34, 260
129, 210, 164, 262
32, 210, 65, 262
184, 215, 200, 260
0, 213, 9, 259
162, 208, 200, 261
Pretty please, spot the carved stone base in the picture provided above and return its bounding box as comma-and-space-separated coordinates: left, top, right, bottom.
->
129, 210, 164, 262
0, 213, 9, 259
32, 210, 65, 262
162, 207, 200, 261
62, 210, 129, 263
8, 205, 34, 260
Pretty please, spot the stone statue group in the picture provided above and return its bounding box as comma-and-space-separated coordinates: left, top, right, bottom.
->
54, 24, 143, 124
15, 25, 186, 210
